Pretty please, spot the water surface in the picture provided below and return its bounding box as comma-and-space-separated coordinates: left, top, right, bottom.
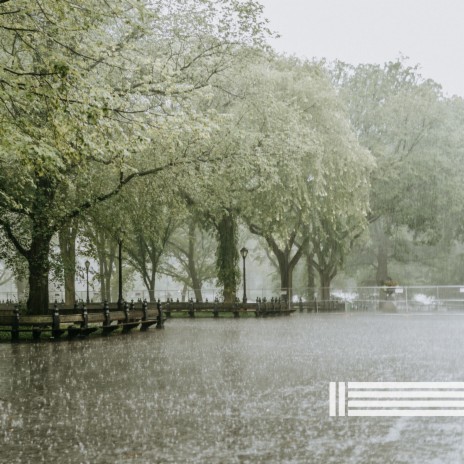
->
1, 313, 464, 463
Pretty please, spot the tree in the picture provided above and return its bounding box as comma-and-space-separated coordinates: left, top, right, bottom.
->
238, 56, 372, 300
80, 211, 118, 303
122, 177, 184, 302
163, 216, 216, 302
331, 60, 453, 284
0, 0, 269, 313
214, 211, 240, 302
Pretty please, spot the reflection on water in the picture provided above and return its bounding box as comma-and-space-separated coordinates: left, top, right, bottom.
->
1, 314, 464, 463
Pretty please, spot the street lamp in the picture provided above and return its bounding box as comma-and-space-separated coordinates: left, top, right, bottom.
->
84, 260, 90, 304
240, 247, 248, 303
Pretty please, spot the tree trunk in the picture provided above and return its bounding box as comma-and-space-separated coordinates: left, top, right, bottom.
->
139, 267, 155, 302
181, 284, 187, 302
188, 220, 203, 301
216, 213, 239, 302
376, 243, 389, 285
148, 267, 156, 302
277, 251, 294, 303
58, 220, 78, 305
26, 233, 53, 315
102, 259, 113, 302
264, 237, 308, 305
102, 261, 113, 302
99, 259, 106, 302
319, 271, 332, 302
110, 269, 118, 303
372, 220, 389, 285
64, 269, 76, 304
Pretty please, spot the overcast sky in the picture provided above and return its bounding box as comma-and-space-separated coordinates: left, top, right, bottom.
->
260, 0, 464, 97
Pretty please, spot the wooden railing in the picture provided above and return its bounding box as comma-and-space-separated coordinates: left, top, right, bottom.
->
0, 301, 161, 341
163, 299, 295, 318
0, 299, 296, 341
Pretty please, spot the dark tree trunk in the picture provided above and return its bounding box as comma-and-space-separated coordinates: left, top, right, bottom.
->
148, 266, 156, 302
264, 236, 308, 305
140, 270, 155, 302
139, 248, 160, 303
319, 271, 332, 302
28, 260, 49, 314
216, 213, 239, 303
64, 269, 75, 305
58, 220, 78, 305
24, 176, 57, 314
26, 233, 53, 315
372, 220, 389, 285
99, 259, 106, 302
276, 249, 293, 303
313, 243, 339, 307
376, 243, 389, 285
192, 286, 203, 302
188, 220, 203, 301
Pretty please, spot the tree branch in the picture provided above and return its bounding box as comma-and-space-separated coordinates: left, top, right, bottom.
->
0, 25, 40, 32
0, 9, 22, 16
0, 218, 29, 259
289, 236, 309, 268
63, 156, 215, 227
3, 67, 58, 76
248, 223, 264, 236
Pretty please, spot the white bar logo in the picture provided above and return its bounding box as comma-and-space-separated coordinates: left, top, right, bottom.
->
330, 382, 464, 416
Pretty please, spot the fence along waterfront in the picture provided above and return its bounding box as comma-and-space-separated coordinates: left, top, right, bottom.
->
2, 286, 464, 312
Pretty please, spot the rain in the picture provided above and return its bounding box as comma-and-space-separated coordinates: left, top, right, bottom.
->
2, 0, 464, 462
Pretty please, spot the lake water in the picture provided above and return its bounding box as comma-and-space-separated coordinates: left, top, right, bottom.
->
1, 313, 464, 463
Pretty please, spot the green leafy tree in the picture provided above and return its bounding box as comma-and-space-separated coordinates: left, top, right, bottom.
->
0, 0, 269, 313
238, 56, 372, 300
331, 60, 454, 284
120, 177, 185, 302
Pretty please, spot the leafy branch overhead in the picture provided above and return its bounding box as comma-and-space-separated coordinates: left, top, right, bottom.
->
0, 0, 270, 313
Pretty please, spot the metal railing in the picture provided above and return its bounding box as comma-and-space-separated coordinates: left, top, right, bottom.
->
3, 285, 464, 312
296, 286, 464, 312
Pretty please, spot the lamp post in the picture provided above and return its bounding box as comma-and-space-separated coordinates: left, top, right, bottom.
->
117, 229, 124, 311
240, 247, 248, 303
84, 260, 90, 304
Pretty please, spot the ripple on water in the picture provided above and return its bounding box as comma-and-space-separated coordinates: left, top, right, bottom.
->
1, 314, 464, 463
